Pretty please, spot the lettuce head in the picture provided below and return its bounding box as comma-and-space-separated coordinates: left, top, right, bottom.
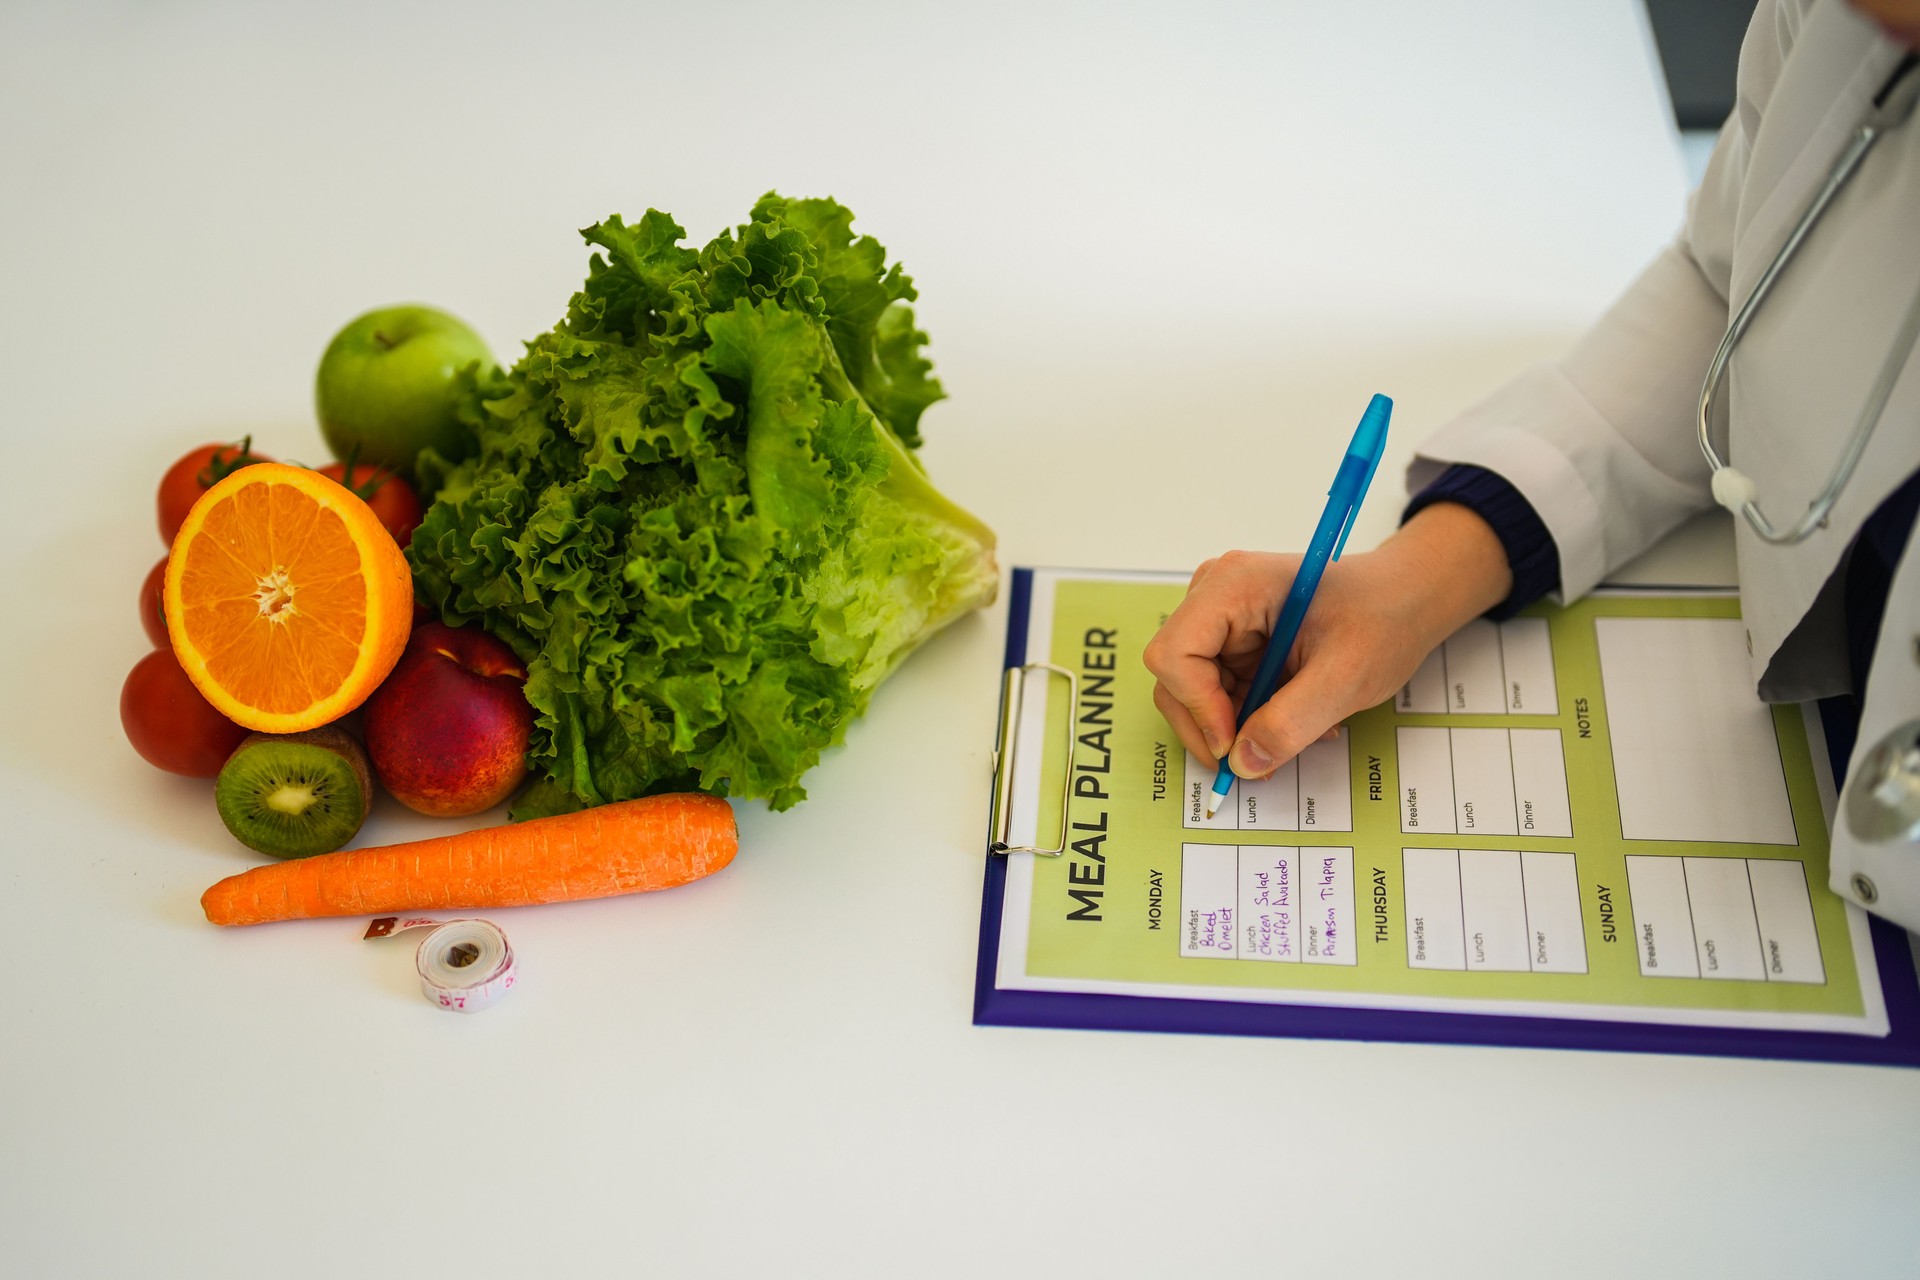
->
409, 193, 997, 815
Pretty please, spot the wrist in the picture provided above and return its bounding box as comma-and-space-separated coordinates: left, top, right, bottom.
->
1380, 502, 1515, 637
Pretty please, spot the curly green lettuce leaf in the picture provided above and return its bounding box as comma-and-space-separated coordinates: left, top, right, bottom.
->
408, 194, 995, 816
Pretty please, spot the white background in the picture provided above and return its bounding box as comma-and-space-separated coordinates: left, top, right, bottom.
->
4, 1, 1916, 1276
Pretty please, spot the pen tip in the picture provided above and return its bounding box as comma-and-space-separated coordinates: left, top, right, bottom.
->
1204, 795, 1220, 819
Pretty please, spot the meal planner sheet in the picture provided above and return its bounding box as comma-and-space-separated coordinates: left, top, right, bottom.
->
984, 568, 1891, 1041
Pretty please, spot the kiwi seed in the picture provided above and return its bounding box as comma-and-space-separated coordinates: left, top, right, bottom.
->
215, 725, 374, 859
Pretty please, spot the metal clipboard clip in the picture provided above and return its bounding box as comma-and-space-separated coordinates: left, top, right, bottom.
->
988, 661, 1078, 857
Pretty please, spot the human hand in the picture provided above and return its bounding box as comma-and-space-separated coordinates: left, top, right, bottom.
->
1142, 503, 1514, 779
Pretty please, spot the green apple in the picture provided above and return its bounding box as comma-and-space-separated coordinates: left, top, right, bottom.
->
315, 304, 496, 476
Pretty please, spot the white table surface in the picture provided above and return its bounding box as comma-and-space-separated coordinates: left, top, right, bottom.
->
5, 2, 1917, 1275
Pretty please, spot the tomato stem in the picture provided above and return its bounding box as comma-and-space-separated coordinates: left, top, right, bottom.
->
197, 435, 263, 488
334, 443, 387, 500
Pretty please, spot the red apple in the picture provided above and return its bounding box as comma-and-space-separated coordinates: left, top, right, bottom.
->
363, 622, 534, 816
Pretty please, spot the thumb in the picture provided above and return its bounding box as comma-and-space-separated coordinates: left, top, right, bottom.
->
1227, 666, 1349, 779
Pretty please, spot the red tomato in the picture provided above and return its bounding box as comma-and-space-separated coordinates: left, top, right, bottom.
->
158, 438, 271, 545
318, 460, 424, 547
140, 556, 169, 648
120, 649, 250, 777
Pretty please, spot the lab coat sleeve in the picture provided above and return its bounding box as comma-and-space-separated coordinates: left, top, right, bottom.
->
1406, 0, 1804, 599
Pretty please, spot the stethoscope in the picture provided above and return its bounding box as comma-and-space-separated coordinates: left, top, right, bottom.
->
1698, 54, 1920, 545
1691, 54, 1920, 880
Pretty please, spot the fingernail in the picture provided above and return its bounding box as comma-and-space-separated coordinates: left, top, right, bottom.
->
1204, 729, 1227, 760
1229, 738, 1274, 778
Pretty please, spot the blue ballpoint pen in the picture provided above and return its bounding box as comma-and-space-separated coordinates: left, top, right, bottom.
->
1205, 394, 1392, 818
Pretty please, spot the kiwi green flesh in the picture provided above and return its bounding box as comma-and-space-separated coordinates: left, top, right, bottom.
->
216, 729, 372, 859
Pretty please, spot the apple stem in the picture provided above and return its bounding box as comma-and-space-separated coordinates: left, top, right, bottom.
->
372, 330, 396, 351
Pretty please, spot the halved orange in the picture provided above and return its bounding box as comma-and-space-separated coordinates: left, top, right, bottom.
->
164, 462, 414, 734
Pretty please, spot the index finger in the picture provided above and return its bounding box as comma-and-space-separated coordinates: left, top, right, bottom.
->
1142, 596, 1240, 760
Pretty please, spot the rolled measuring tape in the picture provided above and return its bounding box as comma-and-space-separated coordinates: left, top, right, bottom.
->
364, 916, 518, 1013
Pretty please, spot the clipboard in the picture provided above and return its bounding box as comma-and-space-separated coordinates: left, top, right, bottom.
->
974, 567, 1920, 1066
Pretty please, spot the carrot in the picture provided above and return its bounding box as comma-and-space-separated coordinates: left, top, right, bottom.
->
201, 792, 737, 927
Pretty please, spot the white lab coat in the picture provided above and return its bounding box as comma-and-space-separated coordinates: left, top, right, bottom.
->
1409, 0, 1920, 923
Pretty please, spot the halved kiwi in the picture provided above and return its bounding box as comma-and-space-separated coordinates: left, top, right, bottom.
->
215, 725, 374, 859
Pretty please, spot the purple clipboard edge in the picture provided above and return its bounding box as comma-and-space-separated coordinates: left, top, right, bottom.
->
972, 567, 1920, 1068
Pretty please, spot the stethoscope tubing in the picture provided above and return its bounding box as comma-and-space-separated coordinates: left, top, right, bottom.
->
1696, 57, 1920, 546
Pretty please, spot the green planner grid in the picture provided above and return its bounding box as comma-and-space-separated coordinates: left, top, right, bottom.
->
1020, 579, 1867, 1019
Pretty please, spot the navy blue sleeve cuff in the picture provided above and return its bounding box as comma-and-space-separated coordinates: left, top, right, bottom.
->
1403, 465, 1561, 621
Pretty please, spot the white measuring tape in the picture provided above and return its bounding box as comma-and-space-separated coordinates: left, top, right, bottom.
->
364, 916, 517, 1013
